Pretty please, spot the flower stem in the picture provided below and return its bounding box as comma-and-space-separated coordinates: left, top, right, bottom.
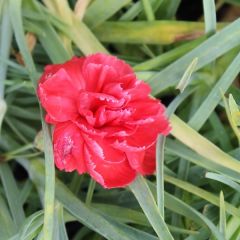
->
156, 135, 166, 217
85, 179, 96, 206
70, 173, 84, 195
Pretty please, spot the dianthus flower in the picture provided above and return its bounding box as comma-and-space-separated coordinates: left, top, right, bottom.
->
38, 53, 170, 188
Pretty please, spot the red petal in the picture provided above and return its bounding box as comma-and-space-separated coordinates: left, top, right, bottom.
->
39, 57, 85, 89
141, 144, 156, 175
53, 122, 87, 174
125, 99, 171, 148
126, 151, 145, 170
126, 145, 156, 175
38, 69, 78, 122
74, 117, 135, 138
127, 114, 170, 148
43, 96, 78, 122
82, 63, 117, 92
63, 57, 86, 90
83, 134, 136, 188
83, 53, 134, 76
39, 64, 62, 84
127, 80, 151, 99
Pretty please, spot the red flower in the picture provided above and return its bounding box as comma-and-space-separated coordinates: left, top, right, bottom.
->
38, 53, 170, 188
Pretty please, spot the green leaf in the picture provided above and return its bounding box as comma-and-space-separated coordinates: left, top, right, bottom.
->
8, 106, 40, 120
229, 94, 240, 126
70, 19, 108, 55
19, 180, 33, 204
0, 163, 25, 229
219, 191, 226, 238
165, 193, 224, 240
164, 174, 240, 218
9, 0, 37, 85
0, 0, 12, 98
40, 110, 56, 240
166, 87, 195, 116
148, 19, 240, 95
223, 93, 240, 144
203, 0, 217, 34
134, 37, 205, 71
189, 51, 240, 131
23, 0, 71, 63
129, 175, 174, 240
10, 117, 37, 139
170, 115, 240, 181
0, 193, 16, 238
0, 99, 7, 132
156, 135, 165, 217
120, 0, 161, 21
147, 181, 224, 240
156, 0, 181, 19
209, 112, 232, 151
10, 1, 57, 239
17, 211, 43, 240
166, 138, 240, 183
94, 21, 207, 45
93, 204, 199, 236
141, 0, 155, 21
5, 116, 28, 144
84, 0, 131, 28
93, 203, 149, 226
176, 57, 198, 93
205, 172, 240, 193
54, 203, 68, 240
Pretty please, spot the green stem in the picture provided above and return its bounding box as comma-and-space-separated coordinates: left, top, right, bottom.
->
85, 179, 96, 206
70, 173, 84, 195
156, 135, 165, 217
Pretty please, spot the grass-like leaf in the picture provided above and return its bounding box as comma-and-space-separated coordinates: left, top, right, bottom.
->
203, 0, 217, 34
0, 164, 25, 229
130, 175, 174, 240
148, 19, 240, 95
170, 115, 240, 179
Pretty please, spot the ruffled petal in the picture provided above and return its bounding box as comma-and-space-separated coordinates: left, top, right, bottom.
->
73, 117, 136, 138
141, 144, 156, 175
126, 151, 145, 170
53, 122, 87, 174
126, 114, 170, 149
128, 98, 165, 122
63, 57, 86, 90
82, 63, 117, 92
43, 96, 78, 122
39, 64, 62, 84
83, 134, 136, 188
127, 80, 151, 100
83, 53, 134, 76
125, 99, 171, 148
38, 69, 79, 122
125, 145, 156, 175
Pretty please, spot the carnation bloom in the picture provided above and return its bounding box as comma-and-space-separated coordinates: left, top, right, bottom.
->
38, 53, 170, 188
